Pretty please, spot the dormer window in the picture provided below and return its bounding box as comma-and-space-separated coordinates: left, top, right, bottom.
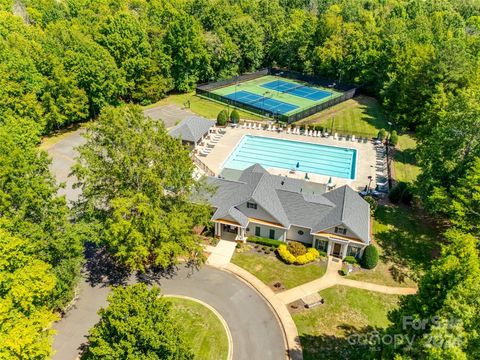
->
334, 226, 347, 235
247, 202, 257, 209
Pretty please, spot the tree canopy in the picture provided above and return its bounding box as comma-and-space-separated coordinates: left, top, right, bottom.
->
82, 284, 194, 360
0, 0, 478, 135
73, 105, 210, 271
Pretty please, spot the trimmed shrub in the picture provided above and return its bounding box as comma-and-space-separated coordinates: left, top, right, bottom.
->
278, 245, 319, 265
278, 245, 296, 264
377, 128, 386, 140
361, 245, 379, 269
343, 256, 358, 264
388, 182, 413, 205
230, 109, 240, 124
216, 110, 228, 126
248, 236, 283, 248
318, 250, 327, 258
287, 241, 307, 256
339, 268, 348, 276
389, 130, 399, 146
363, 195, 377, 216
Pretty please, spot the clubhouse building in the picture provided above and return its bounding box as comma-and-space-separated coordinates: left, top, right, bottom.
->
206, 164, 371, 259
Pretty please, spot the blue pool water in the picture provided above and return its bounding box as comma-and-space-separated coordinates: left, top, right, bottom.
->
261, 80, 333, 101
223, 135, 357, 180
223, 90, 298, 115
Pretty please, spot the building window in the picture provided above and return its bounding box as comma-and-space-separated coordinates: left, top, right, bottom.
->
255, 227, 261, 237
297, 230, 304, 235
347, 245, 360, 258
334, 226, 347, 235
269, 229, 275, 239
247, 202, 257, 209
315, 239, 328, 252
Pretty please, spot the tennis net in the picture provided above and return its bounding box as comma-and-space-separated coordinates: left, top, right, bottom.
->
282, 84, 307, 94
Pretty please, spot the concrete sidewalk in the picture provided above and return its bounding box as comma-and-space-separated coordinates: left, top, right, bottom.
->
337, 278, 417, 294
206, 240, 237, 267
276, 256, 417, 305
276, 257, 342, 304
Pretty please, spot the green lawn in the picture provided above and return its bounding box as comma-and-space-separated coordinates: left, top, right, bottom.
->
170, 297, 229, 360
293, 286, 400, 359
393, 134, 421, 183
146, 92, 263, 121
349, 205, 439, 287
298, 95, 388, 138
231, 251, 326, 289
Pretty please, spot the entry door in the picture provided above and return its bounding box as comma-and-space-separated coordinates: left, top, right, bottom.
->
332, 243, 342, 257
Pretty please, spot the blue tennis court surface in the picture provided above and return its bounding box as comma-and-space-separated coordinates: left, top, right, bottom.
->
224, 90, 298, 115
223, 135, 357, 180
261, 80, 333, 101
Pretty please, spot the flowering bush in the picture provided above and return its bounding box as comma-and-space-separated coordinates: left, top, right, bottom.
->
278, 245, 319, 265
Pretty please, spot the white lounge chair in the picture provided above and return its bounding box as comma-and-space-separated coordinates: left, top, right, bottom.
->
309, 130, 313, 136
258, 123, 263, 130
352, 135, 356, 142
267, 124, 272, 131
317, 131, 321, 137
286, 128, 291, 134
334, 133, 338, 140
295, 128, 300, 135
272, 125, 277, 132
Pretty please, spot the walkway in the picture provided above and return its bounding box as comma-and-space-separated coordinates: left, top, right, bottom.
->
276, 257, 417, 305
206, 240, 237, 267
276, 257, 342, 304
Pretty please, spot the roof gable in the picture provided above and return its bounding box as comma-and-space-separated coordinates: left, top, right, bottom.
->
168, 116, 214, 143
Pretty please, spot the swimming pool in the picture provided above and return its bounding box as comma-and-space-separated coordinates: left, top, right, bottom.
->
223, 135, 357, 180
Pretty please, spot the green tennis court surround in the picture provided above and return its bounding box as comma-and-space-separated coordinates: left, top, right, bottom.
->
196, 69, 357, 123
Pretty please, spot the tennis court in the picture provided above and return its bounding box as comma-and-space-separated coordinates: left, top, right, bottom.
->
261, 80, 333, 101
203, 74, 347, 121
223, 90, 298, 115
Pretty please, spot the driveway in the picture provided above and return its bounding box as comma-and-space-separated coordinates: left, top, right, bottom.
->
46, 126, 285, 360
53, 266, 285, 360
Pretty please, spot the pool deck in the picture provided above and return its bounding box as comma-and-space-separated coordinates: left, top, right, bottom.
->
198, 126, 379, 190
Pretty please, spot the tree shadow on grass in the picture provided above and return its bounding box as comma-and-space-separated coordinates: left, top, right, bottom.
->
374, 205, 440, 281
83, 242, 130, 287
394, 148, 417, 166
299, 325, 383, 360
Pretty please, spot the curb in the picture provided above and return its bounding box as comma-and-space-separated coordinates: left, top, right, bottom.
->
164, 294, 233, 360
220, 264, 303, 360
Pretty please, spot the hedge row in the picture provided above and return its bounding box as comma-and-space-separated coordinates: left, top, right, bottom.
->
247, 236, 284, 248
277, 244, 319, 265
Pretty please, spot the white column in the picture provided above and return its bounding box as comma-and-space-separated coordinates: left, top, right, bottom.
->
341, 243, 349, 259
283, 231, 287, 242
326, 240, 332, 256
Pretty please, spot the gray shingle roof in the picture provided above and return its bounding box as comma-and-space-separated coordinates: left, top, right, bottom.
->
168, 116, 214, 143
206, 164, 370, 243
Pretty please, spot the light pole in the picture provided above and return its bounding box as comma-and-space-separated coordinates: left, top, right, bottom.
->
367, 175, 373, 193
277, 71, 284, 94
387, 121, 392, 144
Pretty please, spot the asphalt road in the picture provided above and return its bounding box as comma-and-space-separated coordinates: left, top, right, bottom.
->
46, 125, 285, 360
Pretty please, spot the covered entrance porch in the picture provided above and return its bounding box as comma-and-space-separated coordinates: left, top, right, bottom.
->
214, 221, 247, 242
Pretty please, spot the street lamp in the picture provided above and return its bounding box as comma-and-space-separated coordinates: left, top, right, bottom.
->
277, 72, 284, 94
387, 121, 392, 144
367, 176, 373, 193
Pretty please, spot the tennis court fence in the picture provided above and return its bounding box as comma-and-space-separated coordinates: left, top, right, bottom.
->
196, 68, 357, 123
